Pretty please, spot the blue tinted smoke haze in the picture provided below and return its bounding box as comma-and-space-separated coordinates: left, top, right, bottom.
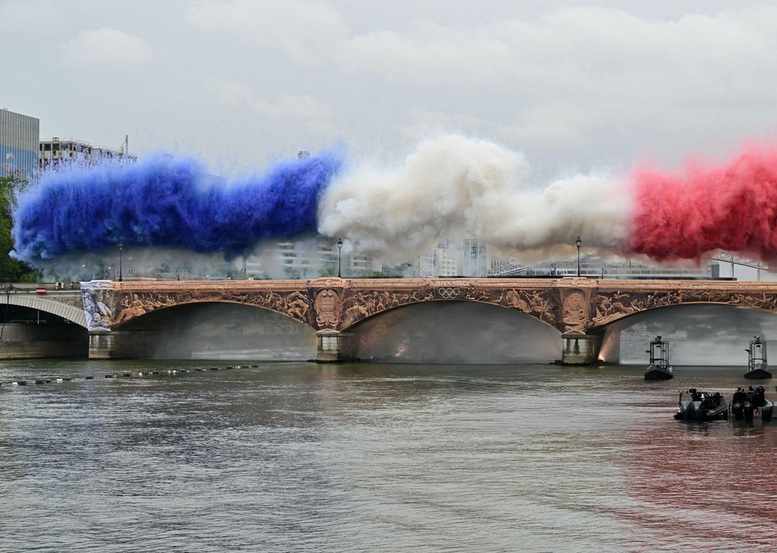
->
11, 150, 344, 264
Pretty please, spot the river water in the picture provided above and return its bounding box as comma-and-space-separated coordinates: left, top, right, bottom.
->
1, 360, 775, 552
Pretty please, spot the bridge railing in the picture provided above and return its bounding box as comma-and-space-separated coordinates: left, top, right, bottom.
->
0, 282, 82, 293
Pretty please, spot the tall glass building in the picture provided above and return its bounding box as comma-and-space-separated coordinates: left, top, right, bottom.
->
0, 108, 40, 181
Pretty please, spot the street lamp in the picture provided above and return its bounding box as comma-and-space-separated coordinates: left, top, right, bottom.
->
337, 239, 343, 278
575, 236, 582, 277
118, 243, 124, 281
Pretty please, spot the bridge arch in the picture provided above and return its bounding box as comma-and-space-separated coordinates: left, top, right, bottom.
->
110, 301, 317, 360
345, 300, 561, 364
594, 303, 777, 365
338, 284, 560, 333
2, 293, 87, 327
592, 285, 777, 331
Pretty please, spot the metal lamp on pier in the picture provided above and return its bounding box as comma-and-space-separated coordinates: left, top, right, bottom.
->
337, 239, 343, 278
118, 243, 124, 282
575, 236, 582, 277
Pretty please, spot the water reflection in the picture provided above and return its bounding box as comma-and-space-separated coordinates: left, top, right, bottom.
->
351, 302, 562, 363
1, 360, 775, 552
622, 417, 777, 549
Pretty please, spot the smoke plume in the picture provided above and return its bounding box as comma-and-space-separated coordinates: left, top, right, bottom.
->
11, 134, 777, 270
318, 135, 630, 262
627, 144, 777, 261
11, 150, 343, 263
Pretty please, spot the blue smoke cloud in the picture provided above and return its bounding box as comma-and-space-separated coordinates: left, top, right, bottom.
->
11, 150, 344, 265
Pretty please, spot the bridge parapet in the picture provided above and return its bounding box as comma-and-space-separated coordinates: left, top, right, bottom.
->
81, 277, 777, 334
81, 277, 574, 333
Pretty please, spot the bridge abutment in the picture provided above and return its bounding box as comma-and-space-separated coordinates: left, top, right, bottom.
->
316, 331, 357, 363
561, 333, 600, 365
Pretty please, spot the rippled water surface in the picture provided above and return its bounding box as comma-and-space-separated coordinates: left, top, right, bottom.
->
1, 360, 776, 552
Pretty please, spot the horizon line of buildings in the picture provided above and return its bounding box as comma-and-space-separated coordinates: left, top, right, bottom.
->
1, 108, 135, 181
55, 238, 732, 283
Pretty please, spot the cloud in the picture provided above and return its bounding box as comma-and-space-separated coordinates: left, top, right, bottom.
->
495, 103, 593, 152
339, 22, 516, 87
326, 4, 777, 177
336, 6, 777, 101
397, 109, 487, 143
211, 80, 337, 140
9, 1, 777, 192
184, 0, 349, 64
0, 0, 58, 34
213, 81, 331, 120
61, 28, 155, 66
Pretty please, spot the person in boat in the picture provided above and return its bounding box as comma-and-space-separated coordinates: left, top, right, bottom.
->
751, 385, 768, 408
701, 392, 720, 409
733, 387, 747, 406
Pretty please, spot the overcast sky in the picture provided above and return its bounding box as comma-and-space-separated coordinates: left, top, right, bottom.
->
3, 0, 777, 183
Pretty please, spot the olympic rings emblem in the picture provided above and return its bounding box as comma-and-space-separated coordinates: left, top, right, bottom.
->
438, 287, 460, 299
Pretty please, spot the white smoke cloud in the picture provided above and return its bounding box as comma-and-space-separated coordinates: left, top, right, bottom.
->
318, 134, 633, 263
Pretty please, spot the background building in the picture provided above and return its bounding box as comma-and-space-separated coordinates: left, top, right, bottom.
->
263, 238, 380, 279
39, 136, 136, 170
0, 108, 40, 180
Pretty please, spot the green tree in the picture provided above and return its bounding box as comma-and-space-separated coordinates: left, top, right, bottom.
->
0, 175, 39, 282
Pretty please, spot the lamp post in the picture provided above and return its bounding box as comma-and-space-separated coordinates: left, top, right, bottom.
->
337, 239, 343, 278
118, 243, 124, 281
575, 236, 582, 277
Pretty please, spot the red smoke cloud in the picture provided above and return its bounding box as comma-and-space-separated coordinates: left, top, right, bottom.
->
627, 144, 777, 261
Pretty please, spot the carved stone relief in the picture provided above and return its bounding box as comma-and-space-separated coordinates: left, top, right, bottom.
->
81, 281, 114, 331
314, 289, 341, 328
500, 288, 559, 327
561, 289, 590, 333
110, 288, 312, 328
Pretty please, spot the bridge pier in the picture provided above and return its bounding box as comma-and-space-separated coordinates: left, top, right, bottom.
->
316, 331, 357, 363
561, 333, 600, 365
89, 331, 115, 359
89, 330, 154, 359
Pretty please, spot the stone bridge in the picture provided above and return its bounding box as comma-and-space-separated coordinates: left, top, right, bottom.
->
79, 277, 777, 363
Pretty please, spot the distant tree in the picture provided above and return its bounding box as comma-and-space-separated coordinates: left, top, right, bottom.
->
225, 266, 246, 280
0, 175, 40, 282
320, 264, 337, 277
284, 266, 314, 279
